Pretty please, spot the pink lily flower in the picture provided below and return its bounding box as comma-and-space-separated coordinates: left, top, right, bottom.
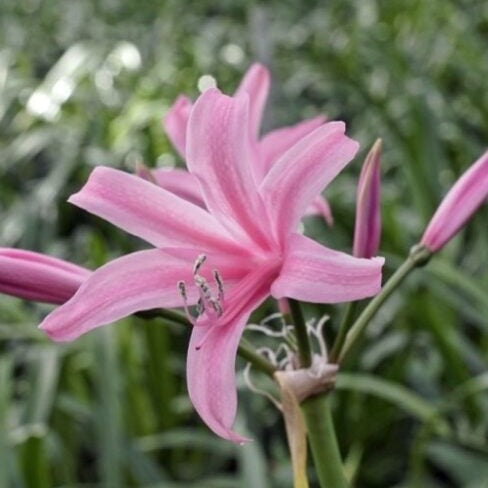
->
156, 63, 334, 225
0, 248, 90, 304
353, 139, 382, 258
39, 88, 384, 442
421, 150, 488, 252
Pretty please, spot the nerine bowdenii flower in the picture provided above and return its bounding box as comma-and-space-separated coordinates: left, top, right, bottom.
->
40, 88, 384, 442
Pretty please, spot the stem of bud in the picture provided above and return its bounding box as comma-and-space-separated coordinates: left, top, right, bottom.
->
338, 244, 432, 363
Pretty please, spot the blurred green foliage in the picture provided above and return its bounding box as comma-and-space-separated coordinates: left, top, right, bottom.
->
0, 0, 487, 486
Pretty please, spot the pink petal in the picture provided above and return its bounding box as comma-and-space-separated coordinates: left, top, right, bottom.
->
69, 166, 243, 254
260, 122, 359, 245
39, 248, 250, 342
258, 115, 326, 179
151, 168, 205, 208
234, 63, 270, 139
163, 95, 192, 158
304, 195, 334, 227
186, 88, 270, 248
271, 234, 384, 303
0, 248, 89, 305
421, 150, 488, 252
187, 265, 277, 442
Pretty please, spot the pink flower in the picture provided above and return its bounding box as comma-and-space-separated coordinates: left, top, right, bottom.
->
353, 139, 382, 258
0, 248, 89, 304
421, 150, 488, 252
155, 63, 333, 225
39, 88, 384, 442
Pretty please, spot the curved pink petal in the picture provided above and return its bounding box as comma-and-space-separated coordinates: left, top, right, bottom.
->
234, 63, 270, 139
271, 234, 384, 303
186, 88, 270, 248
39, 248, 250, 342
258, 115, 326, 179
163, 95, 192, 158
69, 166, 243, 254
304, 195, 334, 227
421, 150, 488, 252
187, 265, 277, 442
0, 248, 89, 304
151, 168, 205, 208
260, 122, 359, 245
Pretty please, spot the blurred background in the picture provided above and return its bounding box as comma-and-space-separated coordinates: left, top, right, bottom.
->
0, 0, 487, 486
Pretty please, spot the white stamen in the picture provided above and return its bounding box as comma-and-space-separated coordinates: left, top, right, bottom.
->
243, 360, 282, 410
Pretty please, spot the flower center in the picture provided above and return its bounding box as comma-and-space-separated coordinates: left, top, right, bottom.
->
177, 254, 225, 325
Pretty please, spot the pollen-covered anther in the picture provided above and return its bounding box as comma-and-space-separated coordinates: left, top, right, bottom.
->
213, 269, 224, 301
193, 254, 207, 275
177, 280, 196, 324
208, 298, 223, 317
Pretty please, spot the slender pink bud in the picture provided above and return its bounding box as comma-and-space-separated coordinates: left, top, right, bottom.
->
421, 150, 488, 252
353, 139, 382, 258
0, 248, 90, 304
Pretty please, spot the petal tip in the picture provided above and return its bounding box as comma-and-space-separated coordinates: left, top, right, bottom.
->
38, 320, 65, 342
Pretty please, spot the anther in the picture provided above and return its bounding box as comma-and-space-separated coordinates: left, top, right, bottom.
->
196, 297, 205, 316
213, 269, 224, 300
177, 280, 195, 324
208, 298, 223, 317
193, 254, 207, 275
178, 280, 188, 301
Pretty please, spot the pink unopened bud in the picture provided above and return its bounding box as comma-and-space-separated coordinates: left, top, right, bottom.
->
353, 139, 382, 258
0, 248, 90, 304
421, 150, 488, 252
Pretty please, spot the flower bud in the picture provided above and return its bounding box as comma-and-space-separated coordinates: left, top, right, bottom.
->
0, 249, 89, 304
421, 150, 488, 252
353, 139, 382, 258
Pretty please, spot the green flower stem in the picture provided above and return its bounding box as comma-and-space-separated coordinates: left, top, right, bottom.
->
135, 308, 277, 377
329, 302, 358, 363
338, 245, 431, 363
301, 395, 349, 488
288, 299, 348, 487
288, 299, 312, 367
